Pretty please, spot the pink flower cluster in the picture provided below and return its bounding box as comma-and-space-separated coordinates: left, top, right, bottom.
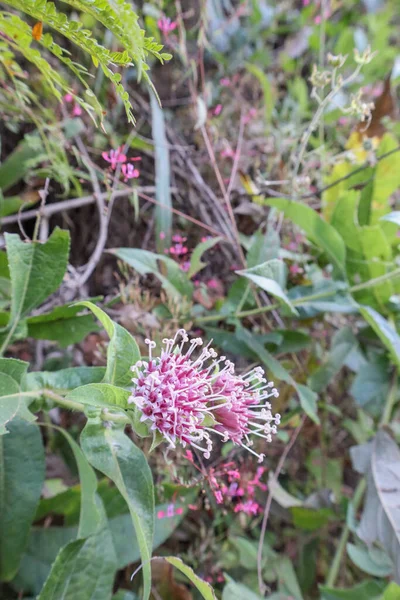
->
158, 16, 177, 36
213, 463, 268, 514
102, 148, 141, 181
162, 233, 214, 274
187, 452, 269, 515
129, 329, 280, 462
63, 93, 82, 117
157, 503, 183, 520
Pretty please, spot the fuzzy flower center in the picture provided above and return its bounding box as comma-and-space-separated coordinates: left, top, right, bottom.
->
128, 329, 280, 462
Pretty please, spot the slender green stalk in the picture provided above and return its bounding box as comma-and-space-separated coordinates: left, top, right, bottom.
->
325, 370, 398, 587
325, 478, 366, 587
195, 267, 400, 324
43, 389, 131, 424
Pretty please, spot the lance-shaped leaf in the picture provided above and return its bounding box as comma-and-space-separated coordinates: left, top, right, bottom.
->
37, 504, 117, 600
0, 419, 45, 581
236, 259, 298, 315
0, 358, 36, 433
66, 383, 130, 410
76, 302, 140, 386
162, 557, 217, 600
81, 416, 154, 600
351, 430, 400, 581
6, 228, 70, 321
263, 198, 347, 276
37, 426, 116, 599
359, 306, 400, 369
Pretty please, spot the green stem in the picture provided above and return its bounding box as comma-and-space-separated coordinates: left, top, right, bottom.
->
195, 267, 400, 324
325, 478, 366, 587
325, 370, 397, 587
380, 369, 398, 428
42, 389, 131, 425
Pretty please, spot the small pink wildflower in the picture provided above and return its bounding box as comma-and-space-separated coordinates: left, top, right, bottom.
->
63, 93, 73, 103
213, 104, 223, 116
169, 243, 188, 256
121, 163, 140, 182
180, 261, 191, 272
234, 500, 260, 515
289, 264, 303, 275
72, 103, 82, 117
207, 278, 219, 289
102, 147, 127, 170
220, 77, 231, 87
157, 504, 184, 519
158, 15, 177, 36
129, 330, 280, 461
159, 231, 166, 240
215, 490, 224, 504
243, 107, 257, 124
220, 146, 236, 159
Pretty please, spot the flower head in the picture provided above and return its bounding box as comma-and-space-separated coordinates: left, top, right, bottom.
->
102, 147, 127, 170
121, 163, 140, 182
158, 16, 177, 36
129, 329, 280, 461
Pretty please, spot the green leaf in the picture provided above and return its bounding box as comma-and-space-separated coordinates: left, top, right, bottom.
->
263, 198, 347, 276
25, 366, 106, 394
0, 357, 34, 433
66, 383, 130, 410
0, 372, 22, 435
0, 138, 42, 193
309, 327, 357, 393
246, 63, 275, 124
37, 423, 117, 599
14, 499, 188, 595
352, 431, 400, 580
6, 228, 70, 321
359, 306, 400, 369
350, 355, 390, 416
0, 419, 45, 581
53, 428, 100, 539
291, 506, 333, 531
222, 581, 261, 600
81, 416, 154, 600
237, 259, 298, 315
37, 511, 117, 600
383, 583, 400, 599
110, 248, 193, 299
1, 229, 70, 353
163, 557, 217, 600
372, 133, 400, 212
319, 580, 386, 600
113, 592, 138, 600
346, 543, 393, 578
188, 237, 222, 279
0, 193, 38, 218
276, 556, 304, 599
150, 93, 172, 252
75, 302, 139, 386
27, 303, 99, 347
380, 211, 400, 226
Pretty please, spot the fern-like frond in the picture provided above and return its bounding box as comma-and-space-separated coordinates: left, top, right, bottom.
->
0, 0, 170, 123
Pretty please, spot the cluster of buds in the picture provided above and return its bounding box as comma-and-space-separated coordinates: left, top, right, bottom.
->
327, 53, 347, 68
129, 329, 280, 463
309, 64, 331, 89
344, 90, 375, 125
102, 147, 141, 181
354, 46, 376, 66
